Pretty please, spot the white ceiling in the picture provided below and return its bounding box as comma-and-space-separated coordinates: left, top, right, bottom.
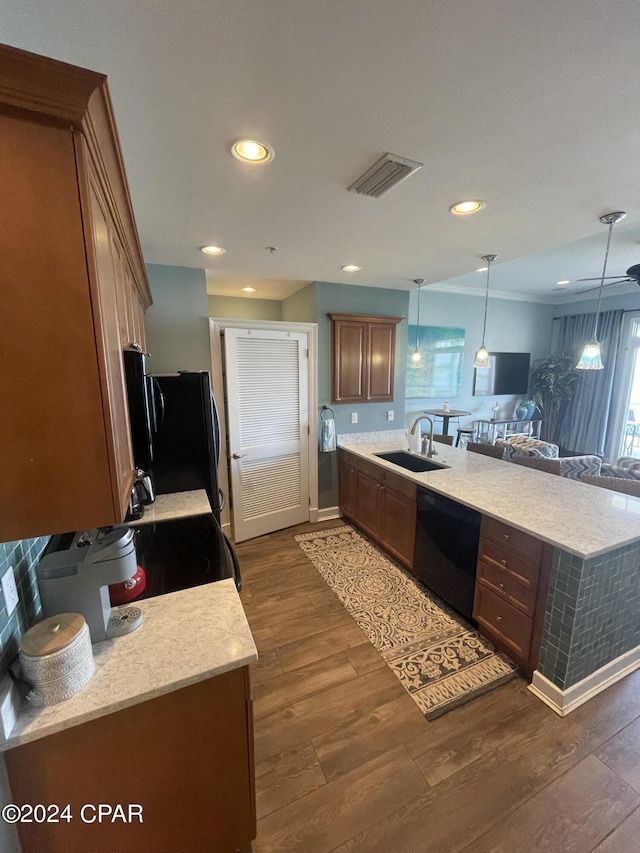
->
4, 0, 640, 302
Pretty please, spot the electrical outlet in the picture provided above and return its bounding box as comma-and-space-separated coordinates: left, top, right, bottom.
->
0, 676, 19, 739
387, 410, 395, 421
351, 412, 358, 424
1, 566, 19, 617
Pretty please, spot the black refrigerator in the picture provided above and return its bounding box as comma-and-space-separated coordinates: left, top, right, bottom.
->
150, 371, 223, 519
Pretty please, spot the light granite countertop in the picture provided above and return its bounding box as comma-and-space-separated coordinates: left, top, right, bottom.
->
339, 430, 640, 560
0, 579, 257, 752
130, 488, 213, 525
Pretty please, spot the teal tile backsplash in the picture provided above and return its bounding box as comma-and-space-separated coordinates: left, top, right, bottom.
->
0, 537, 48, 679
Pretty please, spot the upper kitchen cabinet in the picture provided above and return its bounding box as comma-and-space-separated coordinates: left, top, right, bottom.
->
329, 314, 402, 403
0, 44, 152, 541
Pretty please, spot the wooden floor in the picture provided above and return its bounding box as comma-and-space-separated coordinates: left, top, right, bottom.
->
236, 520, 640, 853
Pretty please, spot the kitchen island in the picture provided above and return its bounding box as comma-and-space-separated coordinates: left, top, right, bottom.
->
1, 492, 258, 853
339, 430, 640, 716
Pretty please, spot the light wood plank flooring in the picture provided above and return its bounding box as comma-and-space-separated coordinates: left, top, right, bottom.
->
236, 520, 640, 853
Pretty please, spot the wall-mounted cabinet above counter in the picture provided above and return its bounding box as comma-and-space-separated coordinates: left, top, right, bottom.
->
0, 43, 152, 541
329, 314, 402, 403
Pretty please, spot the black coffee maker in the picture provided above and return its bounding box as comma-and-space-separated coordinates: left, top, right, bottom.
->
125, 469, 155, 521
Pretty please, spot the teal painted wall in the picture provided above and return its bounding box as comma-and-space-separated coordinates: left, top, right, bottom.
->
404, 289, 555, 433
146, 264, 211, 373
208, 295, 282, 321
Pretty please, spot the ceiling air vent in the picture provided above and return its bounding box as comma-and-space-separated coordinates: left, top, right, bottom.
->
348, 152, 423, 198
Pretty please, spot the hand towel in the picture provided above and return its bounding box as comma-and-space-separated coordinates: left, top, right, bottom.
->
321, 417, 337, 452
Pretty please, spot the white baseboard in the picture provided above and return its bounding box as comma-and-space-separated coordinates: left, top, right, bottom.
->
528, 645, 640, 716
314, 506, 342, 522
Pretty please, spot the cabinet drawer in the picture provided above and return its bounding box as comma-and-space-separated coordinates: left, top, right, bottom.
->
477, 559, 536, 616
478, 539, 540, 591
383, 468, 417, 499
338, 448, 358, 468
473, 583, 533, 661
358, 457, 384, 481
481, 517, 543, 564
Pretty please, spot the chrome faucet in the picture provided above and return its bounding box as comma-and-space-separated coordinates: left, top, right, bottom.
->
410, 415, 437, 458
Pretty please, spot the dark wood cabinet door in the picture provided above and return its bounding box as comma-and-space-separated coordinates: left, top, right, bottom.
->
380, 487, 416, 568
332, 318, 367, 402
329, 314, 402, 404
5, 668, 256, 853
355, 470, 383, 538
338, 456, 358, 517
367, 322, 396, 402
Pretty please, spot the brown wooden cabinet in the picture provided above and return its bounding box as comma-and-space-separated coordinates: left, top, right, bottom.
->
4, 667, 256, 853
338, 449, 416, 569
329, 314, 402, 403
0, 44, 152, 540
473, 516, 552, 677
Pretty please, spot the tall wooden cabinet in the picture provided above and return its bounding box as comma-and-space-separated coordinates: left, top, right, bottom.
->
330, 314, 402, 403
0, 44, 152, 541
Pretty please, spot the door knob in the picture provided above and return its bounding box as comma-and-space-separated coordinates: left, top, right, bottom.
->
232, 452, 247, 459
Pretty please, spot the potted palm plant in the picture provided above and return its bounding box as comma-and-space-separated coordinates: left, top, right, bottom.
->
529, 354, 581, 443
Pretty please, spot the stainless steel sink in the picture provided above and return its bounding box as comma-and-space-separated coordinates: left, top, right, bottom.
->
374, 451, 449, 472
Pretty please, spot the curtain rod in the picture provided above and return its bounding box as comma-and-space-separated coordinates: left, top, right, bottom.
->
552, 308, 639, 321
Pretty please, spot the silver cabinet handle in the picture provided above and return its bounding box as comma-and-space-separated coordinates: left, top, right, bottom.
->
232, 452, 247, 459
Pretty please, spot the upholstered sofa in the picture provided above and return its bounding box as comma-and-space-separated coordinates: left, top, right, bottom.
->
600, 456, 640, 481
511, 454, 602, 480
496, 435, 559, 461
497, 435, 602, 480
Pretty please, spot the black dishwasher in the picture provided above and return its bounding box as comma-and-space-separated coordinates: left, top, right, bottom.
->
414, 487, 481, 620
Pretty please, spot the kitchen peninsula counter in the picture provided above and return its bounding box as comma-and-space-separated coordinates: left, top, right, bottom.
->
340, 430, 640, 715
0, 578, 257, 751
339, 432, 640, 559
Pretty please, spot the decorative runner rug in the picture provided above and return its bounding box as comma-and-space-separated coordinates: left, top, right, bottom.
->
295, 525, 518, 720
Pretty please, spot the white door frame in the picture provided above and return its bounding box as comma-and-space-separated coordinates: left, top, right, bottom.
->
209, 317, 318, 537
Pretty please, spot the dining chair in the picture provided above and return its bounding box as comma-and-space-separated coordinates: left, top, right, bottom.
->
466, 442, 504, 459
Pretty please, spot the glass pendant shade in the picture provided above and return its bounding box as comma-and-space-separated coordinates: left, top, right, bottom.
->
474, 255, 497, 370
576, 212, 625, 371
473, 344, 491, 369
411, 348, 423, 368
576, 337, 603, 370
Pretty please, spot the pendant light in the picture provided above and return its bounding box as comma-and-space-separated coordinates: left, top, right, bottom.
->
410, 279, 425, 368
576, 211, 626, 370
473, 254, 498, 369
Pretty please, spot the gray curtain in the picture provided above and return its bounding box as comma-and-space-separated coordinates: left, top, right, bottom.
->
553, 309, 624, 455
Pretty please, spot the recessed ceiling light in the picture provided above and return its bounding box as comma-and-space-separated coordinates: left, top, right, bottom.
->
342, 264, 362, 272
242, 287, 256, 293
230, 138, 274, 164
449, 200, 486, 215
556, 280, 571, 286
476, 266, 488, 272
201, 245, 226, 255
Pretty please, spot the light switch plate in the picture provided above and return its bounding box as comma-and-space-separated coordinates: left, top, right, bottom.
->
1, 567, 19, 617
387, 410, 394, 421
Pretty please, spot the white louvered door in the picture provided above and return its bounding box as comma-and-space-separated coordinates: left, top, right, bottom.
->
225, 328, 310, 542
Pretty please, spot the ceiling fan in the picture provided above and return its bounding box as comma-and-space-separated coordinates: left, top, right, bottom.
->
576, 263, 640, 294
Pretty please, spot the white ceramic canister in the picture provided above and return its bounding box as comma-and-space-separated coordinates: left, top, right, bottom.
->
19, 613, 95, 706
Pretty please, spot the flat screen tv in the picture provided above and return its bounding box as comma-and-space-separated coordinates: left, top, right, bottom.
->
473, 352, 531, 396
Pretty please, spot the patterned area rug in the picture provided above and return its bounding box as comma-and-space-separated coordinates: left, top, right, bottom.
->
295, 525, 518, 720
